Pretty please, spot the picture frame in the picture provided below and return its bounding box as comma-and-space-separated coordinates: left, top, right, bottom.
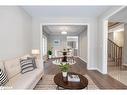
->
53, 40, 60, 46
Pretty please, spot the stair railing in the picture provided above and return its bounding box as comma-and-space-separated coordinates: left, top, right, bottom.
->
108, 39, 123, 66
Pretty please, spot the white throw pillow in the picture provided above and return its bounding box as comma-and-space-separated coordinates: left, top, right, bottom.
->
4, 58, 21, 79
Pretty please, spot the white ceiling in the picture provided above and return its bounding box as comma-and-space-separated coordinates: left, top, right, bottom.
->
109, 7, 127, 23
22, 6, 112, 18
43, 25, 87, 35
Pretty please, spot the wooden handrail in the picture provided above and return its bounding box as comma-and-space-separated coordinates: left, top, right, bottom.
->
108, 39, 123, 67
108, 39, 121, 48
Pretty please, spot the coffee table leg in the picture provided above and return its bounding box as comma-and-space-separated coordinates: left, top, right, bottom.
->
86, 86, 88, 90
56, 85, 59, 90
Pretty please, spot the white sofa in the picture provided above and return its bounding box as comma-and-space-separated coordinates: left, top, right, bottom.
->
0, 54, 44, 90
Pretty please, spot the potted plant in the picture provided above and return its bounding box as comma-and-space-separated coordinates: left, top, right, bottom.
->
59, 63, 70, 77
48, 47, 53, 59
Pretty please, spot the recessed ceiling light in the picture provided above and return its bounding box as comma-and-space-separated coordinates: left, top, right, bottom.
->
61, 31, 67, 35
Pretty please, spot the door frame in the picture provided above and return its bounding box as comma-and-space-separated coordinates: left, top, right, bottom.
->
40, 23, 90, 70
102, 6, 126, 74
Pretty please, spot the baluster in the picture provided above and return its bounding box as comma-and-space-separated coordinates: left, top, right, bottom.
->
113, 44, 115, 62
116, 47, 118, 64
120, 47, 122, 66
114, 45, 116, 63
118, 47, 120, 66
111, 43, 113, 59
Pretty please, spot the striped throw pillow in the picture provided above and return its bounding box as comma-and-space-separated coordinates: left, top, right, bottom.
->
27, 57, 37, 68
20, 58, 36, 74
0, 69, 8, 86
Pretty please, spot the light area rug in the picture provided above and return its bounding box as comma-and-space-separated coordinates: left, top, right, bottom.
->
34, 75, 99, 90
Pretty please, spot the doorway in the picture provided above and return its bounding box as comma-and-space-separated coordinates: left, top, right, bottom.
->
40, 23, 89, 74
105, 7, 127, 85
67, 36, 78, 56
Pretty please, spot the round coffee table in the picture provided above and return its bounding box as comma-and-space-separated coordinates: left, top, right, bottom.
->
54, 72, 88, 90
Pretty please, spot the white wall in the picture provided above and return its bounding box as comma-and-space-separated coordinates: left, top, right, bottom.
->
32, 18, 98, 70
0, 6, 32, 60
108, 31, 124, 47
114, 32, 124, 47
108, 24, 124, 47
78, 29, 87, 62
49, 35, 67, 50
108, 32, 114, 41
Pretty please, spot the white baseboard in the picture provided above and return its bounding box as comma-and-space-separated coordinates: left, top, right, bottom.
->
87, 67, 106, 74
96, 68, 103, 74
87, 67, 97, 70
77, 56, 87, 63
77, 56, 106, 74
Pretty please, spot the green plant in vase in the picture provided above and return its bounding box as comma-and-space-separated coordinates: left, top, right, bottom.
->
59, 63, 70, 77
48, 47, 53, 58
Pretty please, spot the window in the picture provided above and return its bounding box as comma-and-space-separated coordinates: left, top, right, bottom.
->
42, 35, 47, 56
67, 36, 78, 49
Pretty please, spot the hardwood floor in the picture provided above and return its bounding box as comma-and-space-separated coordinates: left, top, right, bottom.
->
44, 57, 127, 89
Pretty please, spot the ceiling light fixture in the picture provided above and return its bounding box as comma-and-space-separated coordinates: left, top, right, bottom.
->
61, 31, 67, 35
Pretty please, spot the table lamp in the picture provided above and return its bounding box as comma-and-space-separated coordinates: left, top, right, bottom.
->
31, 49, 40, 58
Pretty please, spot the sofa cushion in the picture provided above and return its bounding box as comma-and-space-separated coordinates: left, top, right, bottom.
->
35, 59, 43, 69
4, 58, 21, 79
5, 68, 43, 89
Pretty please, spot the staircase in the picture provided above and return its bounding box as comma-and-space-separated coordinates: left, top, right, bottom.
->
108, 39, 123, 67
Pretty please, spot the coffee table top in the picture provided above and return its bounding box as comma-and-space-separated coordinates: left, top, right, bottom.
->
54, 72, 88, 89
